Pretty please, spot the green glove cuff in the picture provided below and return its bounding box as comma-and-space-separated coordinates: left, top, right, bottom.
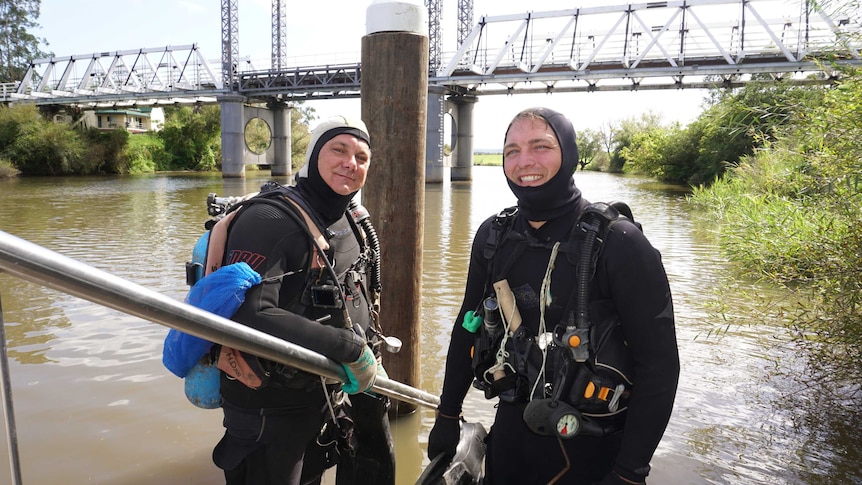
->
461, 310, 482, 333
342, 364, 360, 394
342, 346, 377, 394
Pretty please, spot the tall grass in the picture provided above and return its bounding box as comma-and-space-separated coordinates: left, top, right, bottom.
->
690, 68, 862, 392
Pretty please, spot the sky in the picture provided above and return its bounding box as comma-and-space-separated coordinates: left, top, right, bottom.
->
34, 0, 711, 150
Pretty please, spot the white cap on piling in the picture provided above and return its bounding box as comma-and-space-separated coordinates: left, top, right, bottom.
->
366, 0, 428, 35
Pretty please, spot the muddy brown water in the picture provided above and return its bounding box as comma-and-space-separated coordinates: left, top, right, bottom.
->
0, 168, 858, 484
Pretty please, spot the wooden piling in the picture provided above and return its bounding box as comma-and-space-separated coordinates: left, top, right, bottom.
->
361, 1, 429, 415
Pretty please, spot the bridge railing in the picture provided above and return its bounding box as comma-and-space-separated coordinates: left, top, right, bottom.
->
7, 45, 228, 103
4, 0, 861, 105
238, 63, 362, 99
439, 0, 862, 92
0, 83, 19, 102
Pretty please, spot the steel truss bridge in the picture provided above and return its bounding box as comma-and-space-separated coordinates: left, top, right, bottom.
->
1, 0, 860, 109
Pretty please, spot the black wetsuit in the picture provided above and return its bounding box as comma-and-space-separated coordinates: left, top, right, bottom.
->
434, 106, 679, 484
437, 198, 679, 484
211, 195, 381, 485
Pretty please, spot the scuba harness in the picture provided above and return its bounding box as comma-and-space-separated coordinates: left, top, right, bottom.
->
187, 182, 399, 485
467, 201, 641, 440
184, 182, 390, 389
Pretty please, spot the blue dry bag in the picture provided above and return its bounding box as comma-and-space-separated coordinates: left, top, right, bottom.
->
162, 262, 262, 378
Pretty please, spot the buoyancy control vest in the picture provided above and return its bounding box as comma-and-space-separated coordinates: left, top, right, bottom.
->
185, 182, 385, 389
468, 201, 641, 438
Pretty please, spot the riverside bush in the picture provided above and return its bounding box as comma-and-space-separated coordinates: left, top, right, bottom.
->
124, 134, 165, 174
690, 68, 862, 389
0, 157, 19, 178
8, 118, 86, 175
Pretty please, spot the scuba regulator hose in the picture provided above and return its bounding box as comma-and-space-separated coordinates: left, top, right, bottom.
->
349, 200, 382, 298
575, 217, 599, 329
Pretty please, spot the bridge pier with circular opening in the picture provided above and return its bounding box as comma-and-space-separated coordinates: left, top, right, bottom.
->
219, 95, 291, 178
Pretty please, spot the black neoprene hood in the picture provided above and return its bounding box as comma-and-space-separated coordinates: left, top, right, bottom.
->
503, 107, 582, 222
295, 117, 371, 226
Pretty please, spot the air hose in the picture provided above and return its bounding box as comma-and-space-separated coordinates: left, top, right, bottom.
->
349, 200, 382, 298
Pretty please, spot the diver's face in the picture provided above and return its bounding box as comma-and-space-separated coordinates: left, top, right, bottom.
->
503, 117, 562, 187
317, 134, 371, 195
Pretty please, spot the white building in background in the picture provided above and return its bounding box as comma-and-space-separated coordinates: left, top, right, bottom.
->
85, 107, 165, 133
52, 107, 165, 133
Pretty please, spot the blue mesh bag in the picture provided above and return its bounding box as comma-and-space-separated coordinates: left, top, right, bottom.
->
162, 262, 262, 378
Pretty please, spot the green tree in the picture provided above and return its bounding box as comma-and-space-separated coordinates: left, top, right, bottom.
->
695, 81, 824, 183
619, 124, 670, 177
576, 128, 601, 170
123, 133, 163, 174
0, 101, 40, 149
621, 121, 708, 185
159, 105, 222, 171
81, 127, 130, 174
598, 121, 616, 158
1, 103, 139, 175
609, 112, 661, 173
0, 0, 50, 83
8, 117, 85, 175
290, 104, 314, 172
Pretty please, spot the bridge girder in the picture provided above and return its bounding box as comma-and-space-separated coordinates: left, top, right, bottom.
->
4, 0, 861, 106
272, 0, 287, 71
221, 0, 239, 90
439, 0, 861, 95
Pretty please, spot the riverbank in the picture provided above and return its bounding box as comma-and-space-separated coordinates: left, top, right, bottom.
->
472, 153, 502, 166
0, 158, 19, 178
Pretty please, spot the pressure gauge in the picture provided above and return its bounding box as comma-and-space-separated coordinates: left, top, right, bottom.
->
555, 412, 580, 438
524, 398, 583, 439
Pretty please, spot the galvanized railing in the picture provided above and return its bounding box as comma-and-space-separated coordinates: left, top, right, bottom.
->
0, 229, 440, 485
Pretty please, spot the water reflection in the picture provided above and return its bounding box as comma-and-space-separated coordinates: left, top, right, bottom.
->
0, 169, 859, 484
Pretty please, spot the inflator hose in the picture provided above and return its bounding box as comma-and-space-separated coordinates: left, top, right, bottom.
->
575, 216, 600, 329
348, 200, 382, 297
360, 216, 382, 296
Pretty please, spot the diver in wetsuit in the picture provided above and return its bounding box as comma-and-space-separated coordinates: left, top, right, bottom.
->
211, 116, 394, 485
428, 108, 680, 484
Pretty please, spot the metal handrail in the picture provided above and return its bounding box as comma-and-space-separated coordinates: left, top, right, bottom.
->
0, 229, 440, 481
0, 294, 22, 485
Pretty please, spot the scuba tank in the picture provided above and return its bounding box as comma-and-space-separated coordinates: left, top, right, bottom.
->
185, 193, 245, 287
184, 354, 220, 409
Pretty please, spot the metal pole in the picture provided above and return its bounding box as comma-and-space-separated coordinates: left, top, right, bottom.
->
0, 230, 440, 410
0, 293, 23, 485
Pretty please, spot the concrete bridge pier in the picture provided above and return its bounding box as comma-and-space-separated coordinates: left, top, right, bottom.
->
219, 94, 247, 178
219, 96, 292, 178
425, 87, 447, 183
450, 95, 477, 182
269, 101, 291, 177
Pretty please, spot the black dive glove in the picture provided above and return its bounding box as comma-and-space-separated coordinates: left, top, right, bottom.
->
427, 412, 461, 459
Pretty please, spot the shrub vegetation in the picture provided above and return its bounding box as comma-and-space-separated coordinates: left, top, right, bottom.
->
690, 67, 862, 390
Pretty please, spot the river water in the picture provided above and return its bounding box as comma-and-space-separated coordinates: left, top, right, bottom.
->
0, 168, 858, 484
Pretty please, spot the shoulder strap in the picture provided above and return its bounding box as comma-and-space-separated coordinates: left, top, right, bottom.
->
282, 197, 330, 253
204, 210, 236, 276
202, 189, 333, 277
483, 206, 519, 260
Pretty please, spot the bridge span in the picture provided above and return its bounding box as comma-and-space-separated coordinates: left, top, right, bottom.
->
2, 0, 860, 179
